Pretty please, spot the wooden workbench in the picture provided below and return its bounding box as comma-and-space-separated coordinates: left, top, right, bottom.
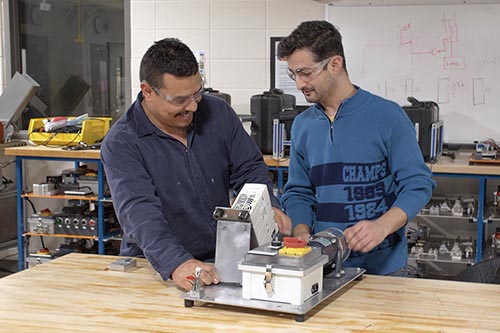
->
430, 151, 500, 176
0, 253, 499, 332
265, 152, 500, 176
4, 145, 100, 159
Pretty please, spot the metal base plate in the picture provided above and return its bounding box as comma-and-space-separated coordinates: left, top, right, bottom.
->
182, 267, 365, 321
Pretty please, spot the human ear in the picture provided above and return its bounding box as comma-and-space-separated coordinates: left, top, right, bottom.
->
140, 81, 154, 98
329, 55, 344, 73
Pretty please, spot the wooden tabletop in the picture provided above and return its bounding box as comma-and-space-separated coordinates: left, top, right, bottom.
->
4, 145, 100, 159
1, 253, 499, 332
430, 151, 500, 176
264, 155, 290, 168
4, 146, 500, 175
264, 152, 500, 176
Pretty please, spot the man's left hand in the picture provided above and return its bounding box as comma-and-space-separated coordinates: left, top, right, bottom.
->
272, 208, 292, 236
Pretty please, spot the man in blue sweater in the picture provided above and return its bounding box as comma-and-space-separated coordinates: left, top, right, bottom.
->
102, 38, 291, 290
279, 21, 435, 275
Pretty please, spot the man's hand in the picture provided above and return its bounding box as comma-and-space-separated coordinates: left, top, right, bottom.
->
344, 207, 408, 253
273, 208, 292, 236
292, 223, 311, 242
344, 220, 388, 253
171, 259, 219, 291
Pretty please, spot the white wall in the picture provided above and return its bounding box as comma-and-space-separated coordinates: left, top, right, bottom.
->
129, 0, 325, 115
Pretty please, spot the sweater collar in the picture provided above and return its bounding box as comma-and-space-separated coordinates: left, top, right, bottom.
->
315, 85, 370, 118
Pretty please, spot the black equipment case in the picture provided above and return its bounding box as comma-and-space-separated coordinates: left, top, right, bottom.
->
402, 97, 443, 162
250, 89, 297, 154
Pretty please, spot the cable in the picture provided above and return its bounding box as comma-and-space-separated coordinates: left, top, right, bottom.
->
24, 197, 37, 215
0, 176, 14, 192
28, 127, 82, 148
0, 160, 16, 169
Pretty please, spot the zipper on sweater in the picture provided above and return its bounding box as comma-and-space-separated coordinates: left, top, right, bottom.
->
329, 120, 334, 142
329, 104, 343, 143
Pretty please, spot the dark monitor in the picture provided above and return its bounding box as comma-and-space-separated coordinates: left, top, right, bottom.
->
49, 75, 90, 114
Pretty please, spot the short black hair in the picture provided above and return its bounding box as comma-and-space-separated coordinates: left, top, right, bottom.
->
139, 38, 199, 88
278, 20, 347, 71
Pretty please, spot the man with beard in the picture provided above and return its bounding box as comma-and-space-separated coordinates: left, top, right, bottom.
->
278, 21, 435, 276
102, 38, 291, 290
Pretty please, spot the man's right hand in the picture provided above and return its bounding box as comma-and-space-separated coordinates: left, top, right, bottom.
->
171, 259, 219, 291
293, 223, 311, 242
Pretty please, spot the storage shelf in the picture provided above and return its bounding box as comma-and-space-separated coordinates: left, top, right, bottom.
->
408, 254, 475, 265
417, 213, 475, 220
23, 228, 121, 240
5, 145, 115, 271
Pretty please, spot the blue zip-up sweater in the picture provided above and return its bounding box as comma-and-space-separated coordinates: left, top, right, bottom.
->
282, 87, 435, 275
101, 92, 279, 280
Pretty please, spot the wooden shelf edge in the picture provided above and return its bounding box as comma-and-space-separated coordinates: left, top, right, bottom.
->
23, 229, 121, 240
23, 232, 97, 240
22, 193, 98, 201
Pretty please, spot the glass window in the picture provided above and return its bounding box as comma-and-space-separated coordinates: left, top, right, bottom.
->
11, 0, 126, 129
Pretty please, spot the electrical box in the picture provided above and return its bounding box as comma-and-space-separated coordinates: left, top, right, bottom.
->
27, 215, 55, 234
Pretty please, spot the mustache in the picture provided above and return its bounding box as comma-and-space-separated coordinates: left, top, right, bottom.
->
176, 111, 192, 116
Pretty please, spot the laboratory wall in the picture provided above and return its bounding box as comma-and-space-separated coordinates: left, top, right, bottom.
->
129, 0, 325, 116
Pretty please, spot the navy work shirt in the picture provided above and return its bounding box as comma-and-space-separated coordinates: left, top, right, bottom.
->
101, 92, 278, 280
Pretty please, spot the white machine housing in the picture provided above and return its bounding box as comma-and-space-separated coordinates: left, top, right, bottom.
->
238, 246, 328, 305
231, 183, 277, 246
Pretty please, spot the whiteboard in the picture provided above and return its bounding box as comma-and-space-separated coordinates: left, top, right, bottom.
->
329, 4, 500, 143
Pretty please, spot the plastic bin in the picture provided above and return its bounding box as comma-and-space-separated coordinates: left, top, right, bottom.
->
28, 117, 111, 146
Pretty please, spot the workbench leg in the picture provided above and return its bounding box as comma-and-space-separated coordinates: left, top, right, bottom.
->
294, 314, 305, 322
184, 299, 194, 308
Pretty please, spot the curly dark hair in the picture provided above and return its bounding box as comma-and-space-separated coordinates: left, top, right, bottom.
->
139, 38, 199, 89
278, 20, 347, 71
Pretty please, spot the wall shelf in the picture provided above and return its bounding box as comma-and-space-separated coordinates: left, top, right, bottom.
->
22, 193, 98, 201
